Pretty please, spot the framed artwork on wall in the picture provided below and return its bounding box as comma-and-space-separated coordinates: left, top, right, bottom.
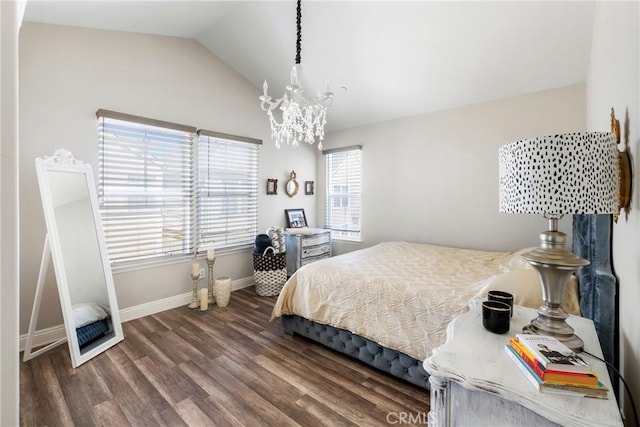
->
305, 181, 314, 195
266, 179, 278, 195
285, 208, 307, 228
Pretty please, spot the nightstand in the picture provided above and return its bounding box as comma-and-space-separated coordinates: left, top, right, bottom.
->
424, 305, 623, 427
285, 228, 332, 276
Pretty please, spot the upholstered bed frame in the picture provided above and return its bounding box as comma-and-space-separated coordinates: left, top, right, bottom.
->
282, 315, 430, 389
279, 217, 614, 391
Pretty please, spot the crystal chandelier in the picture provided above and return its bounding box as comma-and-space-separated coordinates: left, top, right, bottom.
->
259, 0, 334, 150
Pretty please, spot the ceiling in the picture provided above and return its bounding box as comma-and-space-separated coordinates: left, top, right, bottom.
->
23, 1, 596, 132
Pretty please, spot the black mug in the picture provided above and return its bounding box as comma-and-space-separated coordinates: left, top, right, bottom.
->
488, 290, 514, 317
482, 300, 511, 334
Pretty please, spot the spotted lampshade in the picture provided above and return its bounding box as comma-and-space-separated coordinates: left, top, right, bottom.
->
499, 132, 619, 216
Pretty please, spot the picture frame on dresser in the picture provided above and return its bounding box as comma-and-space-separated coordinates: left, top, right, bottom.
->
285, 208, 307, 228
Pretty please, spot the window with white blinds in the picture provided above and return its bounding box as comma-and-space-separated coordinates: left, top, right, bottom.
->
97, 110, 260, 265
196, 131, 259, 250
324, 146, 362, 241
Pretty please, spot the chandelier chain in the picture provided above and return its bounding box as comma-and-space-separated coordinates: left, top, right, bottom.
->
259, 0, 333, 151
295, 0, 302, 65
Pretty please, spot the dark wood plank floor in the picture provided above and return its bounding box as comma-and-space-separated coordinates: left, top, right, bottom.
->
20, 286, 430, 426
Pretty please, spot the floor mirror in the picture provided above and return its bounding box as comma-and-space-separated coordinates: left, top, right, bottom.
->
24, 149, 123, 368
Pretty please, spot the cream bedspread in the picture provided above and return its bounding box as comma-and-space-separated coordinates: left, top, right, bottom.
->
271, 241, 513, 361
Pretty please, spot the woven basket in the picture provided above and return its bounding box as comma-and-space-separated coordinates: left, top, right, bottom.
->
253, 247, 287, 296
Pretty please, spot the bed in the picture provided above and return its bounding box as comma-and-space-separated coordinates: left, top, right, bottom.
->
271, 241, 583, 389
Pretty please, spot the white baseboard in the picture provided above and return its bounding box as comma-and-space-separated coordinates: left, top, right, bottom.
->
20, 324, 67, 353
20, 276, 254, 351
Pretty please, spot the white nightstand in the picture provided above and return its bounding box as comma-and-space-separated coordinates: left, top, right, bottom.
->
424, 305, 623, 427
285, 228, 332, 276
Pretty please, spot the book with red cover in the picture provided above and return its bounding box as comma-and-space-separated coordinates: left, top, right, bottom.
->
509, 338, 598, 386
515, 334, 594, 375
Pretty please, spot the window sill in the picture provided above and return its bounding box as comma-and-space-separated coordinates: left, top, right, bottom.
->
111, 244, 252, 275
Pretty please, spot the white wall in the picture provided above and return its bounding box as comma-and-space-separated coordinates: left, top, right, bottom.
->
321, 84, 586, 255
1, 0, 25, 424
19, 23, 317, 332
587, 1, 639, 421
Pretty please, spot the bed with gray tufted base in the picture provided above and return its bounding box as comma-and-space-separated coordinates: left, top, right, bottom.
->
272, 241, 597, 391
271, 242, 520, 390
282, 315, 430, 389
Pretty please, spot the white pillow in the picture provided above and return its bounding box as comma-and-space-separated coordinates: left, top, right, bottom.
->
472, 269, 581, 316
72, 302, 109, 328
500, 247, 537, 272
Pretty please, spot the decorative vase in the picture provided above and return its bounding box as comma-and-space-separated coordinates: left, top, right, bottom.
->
214, 276, 231, 307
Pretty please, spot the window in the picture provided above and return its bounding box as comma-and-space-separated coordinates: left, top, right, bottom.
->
333, 185, 349, 208
324, 146, 362, 241
196, 130, 259, 250
97, 110, 260, 264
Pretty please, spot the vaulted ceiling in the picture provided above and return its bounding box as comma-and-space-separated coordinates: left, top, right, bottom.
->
23, 1, 596, 131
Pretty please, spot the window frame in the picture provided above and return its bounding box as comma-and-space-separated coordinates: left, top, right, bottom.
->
195, 130, 261, 253
324, 145, 362, 242
97, 110, 261, 268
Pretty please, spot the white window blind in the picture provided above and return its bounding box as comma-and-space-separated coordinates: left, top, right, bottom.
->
97, 110, 196, 263
324, 146, 362, 241
197, 130, 260, 250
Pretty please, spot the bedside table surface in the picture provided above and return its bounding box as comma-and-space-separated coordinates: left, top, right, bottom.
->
285, 227, 330, 235
424, 305, 622, 427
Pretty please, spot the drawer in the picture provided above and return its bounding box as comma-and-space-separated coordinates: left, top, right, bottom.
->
301, 233, 330, 247
301, 244, 331, 259
301, 253, 331, 266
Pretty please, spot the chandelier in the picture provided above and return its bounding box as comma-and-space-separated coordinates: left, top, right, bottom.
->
259, 0, 334, 150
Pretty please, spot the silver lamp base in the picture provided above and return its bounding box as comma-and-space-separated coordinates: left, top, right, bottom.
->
522, 219, 588, 353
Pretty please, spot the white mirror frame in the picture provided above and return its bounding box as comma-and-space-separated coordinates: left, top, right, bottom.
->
25, 149, 123, 368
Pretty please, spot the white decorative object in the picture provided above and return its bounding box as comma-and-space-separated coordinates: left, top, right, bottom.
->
259, 0, 334, 150
45, 148, 83, 166
199, 288, 208, 311
191, 262, 200, 277
214, 277, 231, 308
206, 257, 216, 304
266, 226, 286, 254
188, 272, 200, 309
24, 149, 124, 368
498, 132, 618, 351
424, 305, 622, 427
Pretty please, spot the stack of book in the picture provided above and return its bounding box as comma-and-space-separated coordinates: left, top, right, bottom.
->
505, 334, 609, 399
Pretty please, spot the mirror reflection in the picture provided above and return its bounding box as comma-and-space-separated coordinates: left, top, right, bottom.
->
47, 170, 116, 354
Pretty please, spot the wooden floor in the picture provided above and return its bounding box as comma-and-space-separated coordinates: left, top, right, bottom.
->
20, 286, 430, 426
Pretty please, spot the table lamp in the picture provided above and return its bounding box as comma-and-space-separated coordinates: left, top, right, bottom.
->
499, 132, 619, 352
